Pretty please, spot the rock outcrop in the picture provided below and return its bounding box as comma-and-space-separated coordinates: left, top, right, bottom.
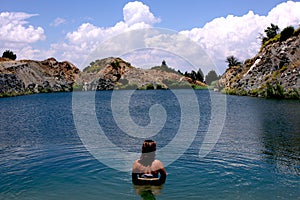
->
0, 58, 79, 97
217, 34, 300, 99
76, 57, 206, 91
0, 56, 206, 97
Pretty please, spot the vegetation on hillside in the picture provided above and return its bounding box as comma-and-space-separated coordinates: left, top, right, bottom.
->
226, 56, 242, 68
219, 24, 300, 99
151, 60, 179, 74
2, 50, 17, 60
205, 70, 220, 85
83, 57, 131, 73
261, 24, 300, 50
153, 60, 222, 87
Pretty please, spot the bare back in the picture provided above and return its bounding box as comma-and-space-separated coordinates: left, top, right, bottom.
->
132, 159, 167, 185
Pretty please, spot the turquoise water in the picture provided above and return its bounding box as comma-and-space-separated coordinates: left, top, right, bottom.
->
0, 90, 300, 199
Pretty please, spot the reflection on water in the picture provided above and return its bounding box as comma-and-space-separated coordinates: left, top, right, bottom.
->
259, 99, 300, 175
134, 185, 164, 200
0, 91, 299, 199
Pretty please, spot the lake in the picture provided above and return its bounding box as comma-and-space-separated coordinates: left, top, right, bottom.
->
0, 90, 299, 200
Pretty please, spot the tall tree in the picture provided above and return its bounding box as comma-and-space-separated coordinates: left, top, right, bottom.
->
196, 68, 204, 82
205, 70, 219, 85
190, 70, 197, 81
264, 23, 279, 40
226, 55, 241, 67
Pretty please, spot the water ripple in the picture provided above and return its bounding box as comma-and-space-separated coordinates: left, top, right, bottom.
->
1, 92, 300, 199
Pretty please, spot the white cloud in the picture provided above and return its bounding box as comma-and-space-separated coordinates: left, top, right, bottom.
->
50, 17, 66, 27
2, 1, 300, 74
0, 12, 45, 43
52, 1, 161, 68
267, 0, 300, 28
123, 1, 160, 26
0, 12, 46, 60
60, 1, 300, 72
180, 1, 300, 71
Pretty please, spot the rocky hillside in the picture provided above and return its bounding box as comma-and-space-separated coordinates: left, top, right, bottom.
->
0, 58, 79, 97
0, 56, 205, 97
76, 57, 206, 90
217, 34, 300, 99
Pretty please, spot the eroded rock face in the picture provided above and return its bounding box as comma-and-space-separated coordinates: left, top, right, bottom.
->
0, 56, 206, 97
77, 57, 206, 91
0, 74, 25, 95
0, 58, 79, 97
217, 35, 300, 99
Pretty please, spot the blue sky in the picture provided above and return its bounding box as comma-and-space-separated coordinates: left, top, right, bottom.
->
1, 0, 300, 73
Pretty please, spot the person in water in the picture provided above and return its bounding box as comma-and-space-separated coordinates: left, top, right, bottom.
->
132, 140, 167, 185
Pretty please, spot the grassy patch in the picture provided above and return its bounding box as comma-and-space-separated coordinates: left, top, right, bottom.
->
192, 85, 208, 90
261, 34, 281, 50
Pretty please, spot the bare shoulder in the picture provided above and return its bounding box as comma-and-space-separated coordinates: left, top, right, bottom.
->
133, 159, 139, 164
132, 160, 140, 170
153, 159, 164, 168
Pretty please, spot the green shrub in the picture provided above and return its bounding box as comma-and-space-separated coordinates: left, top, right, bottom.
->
169, 82, 192, 89
146, 84, 155, 90
192, 85, 208, 90
225, 88, 237, 95
72, 83, 83, 91
249, 89, 259, 96
119, 84, 138, 90
286, 88, 300, 99
272, 71, 279, 79
156, 84, 163, 90
266, 81, 284, 99
279, 66, 288, 73
280, 26, 294, 42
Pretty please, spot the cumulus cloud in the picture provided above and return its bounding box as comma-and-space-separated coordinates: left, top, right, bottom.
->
0, 12, 45, 43
123, 1, 161, 26
3, 1, 300, 74
0, 12, 46, 60
180, 1, 300, 71
60, 1, 300, 71
53, 1, 161, 68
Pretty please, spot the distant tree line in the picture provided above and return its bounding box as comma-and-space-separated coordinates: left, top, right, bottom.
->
154, 60, 220, 85
151, 60, 179, 74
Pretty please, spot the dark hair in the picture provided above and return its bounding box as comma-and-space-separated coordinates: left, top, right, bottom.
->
142, 140, 156, 153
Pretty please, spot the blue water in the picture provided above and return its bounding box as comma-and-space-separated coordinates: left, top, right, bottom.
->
0, 90, 300, 199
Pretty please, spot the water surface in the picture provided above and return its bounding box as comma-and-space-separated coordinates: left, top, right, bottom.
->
0, 91, 299, 199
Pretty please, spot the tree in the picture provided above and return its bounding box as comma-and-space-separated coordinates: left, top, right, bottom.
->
190, 70, 197, 81
264, 23, 279, 40
2, 50, 17, 60
205, 70, 219, 85
196, 68, 204, 82
177, 70, 183, 75
226, 55, 241, 67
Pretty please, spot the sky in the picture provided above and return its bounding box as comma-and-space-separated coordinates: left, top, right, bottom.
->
1, 0, 300, 74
